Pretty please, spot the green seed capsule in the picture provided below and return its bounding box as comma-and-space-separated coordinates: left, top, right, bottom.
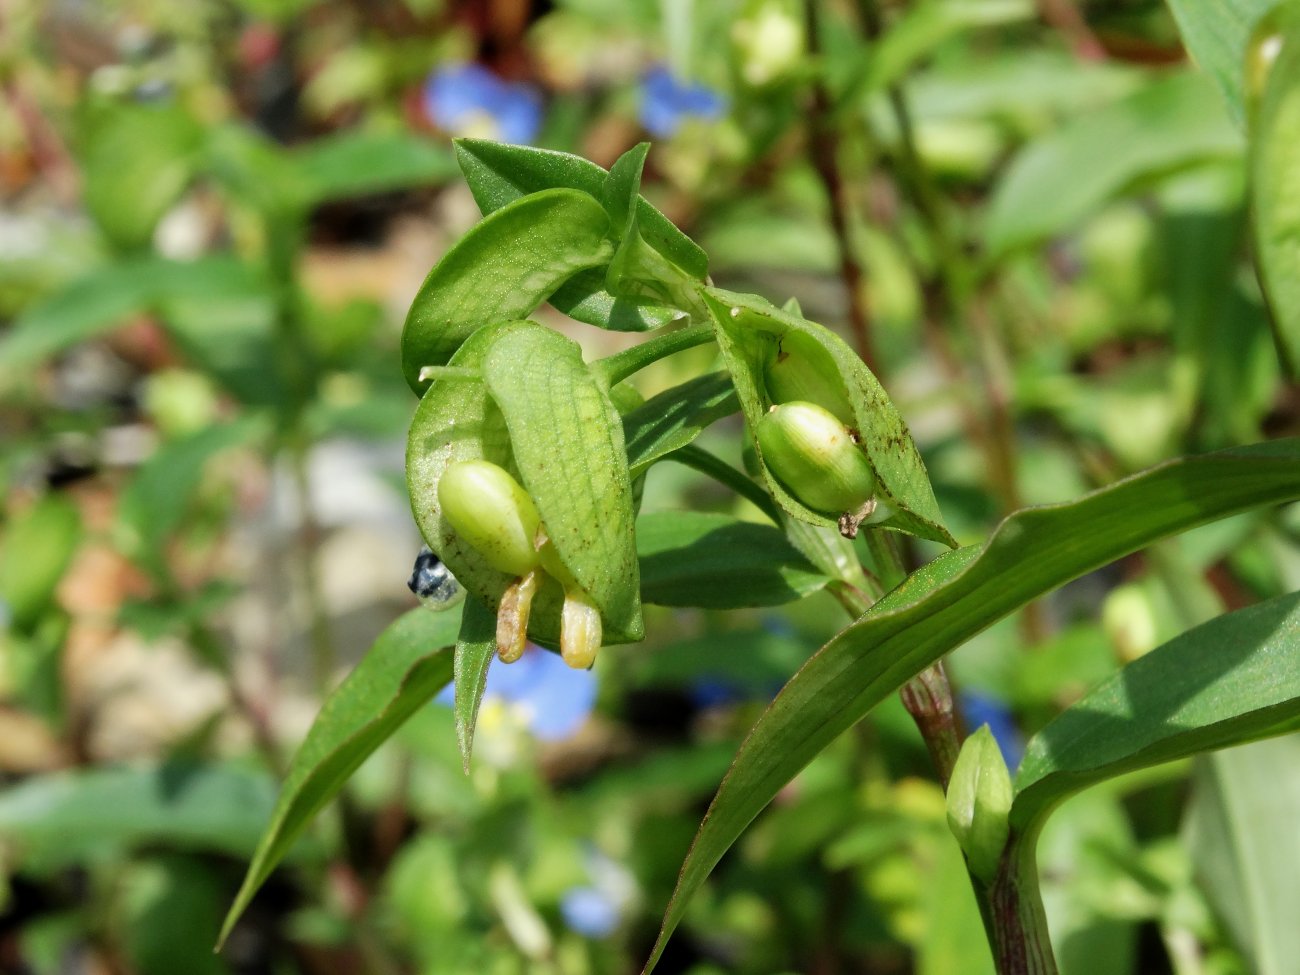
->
438, 460, 541, 576
764, 333, 856, 426
756, 402, 877, 515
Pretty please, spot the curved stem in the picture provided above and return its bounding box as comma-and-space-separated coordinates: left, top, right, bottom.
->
665, 444, 783, 524
594, 324, 716, 388
985, 830, 1060, 975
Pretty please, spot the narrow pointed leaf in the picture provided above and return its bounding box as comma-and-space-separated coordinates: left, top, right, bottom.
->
1251, 12, 1300, 375
453, 597, 498, 772
985, 72, 1240, 256
1011, 591, 1300, 831
643, 438, 1300, 973
219, 607, 462, 946
481, 321, 643, 642
637, 511, 829, 608
623, 372, 740, 477
1166, 0, 1282, 122
399, 188, 612, 393
703, 287, 954, 546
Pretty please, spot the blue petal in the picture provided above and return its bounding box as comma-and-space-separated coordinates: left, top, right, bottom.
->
638, 66, 726, 138
423, 62, 543, 144
961, 691, 1025, 772
560, 886, 620, 938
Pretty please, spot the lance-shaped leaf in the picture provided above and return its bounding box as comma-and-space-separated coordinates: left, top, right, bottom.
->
452, 596, 497, 772
481, 321, 643, 643
219, 607, 462, 947
399, 188, 613, 393
622, 372, 739, 477
1251, 10, 1300, 376
642, 438, 1300, 973
703, 287, 954, 546
453, 139, 707, 330
637, 511, 829, 608
1011, 590, 1300, 832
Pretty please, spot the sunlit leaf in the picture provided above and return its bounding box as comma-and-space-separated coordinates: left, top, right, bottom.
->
1012, 590, 1300, 830
399, 189, 613, 392
643, 438, 1300, 972
219, 608, 462, 946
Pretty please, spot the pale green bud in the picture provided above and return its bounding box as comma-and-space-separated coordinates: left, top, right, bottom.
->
560, 590, 602, 670
764, 332, 855, 426
756, 402, 877, 515
438, 460, 541, 576
946, 725, 1013, 884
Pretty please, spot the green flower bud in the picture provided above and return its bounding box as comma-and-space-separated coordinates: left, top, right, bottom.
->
496, 570, 539, 663
560, 590, 602, 669
946, 725, 1013, 884
756, 402, 877, 516
764, 332, 855, 426
438, 460, 541, 577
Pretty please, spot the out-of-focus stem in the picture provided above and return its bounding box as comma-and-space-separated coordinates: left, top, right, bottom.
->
803, 0, 878, 374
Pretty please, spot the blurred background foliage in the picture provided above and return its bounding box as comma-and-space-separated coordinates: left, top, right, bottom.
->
0, 0, 1297, 972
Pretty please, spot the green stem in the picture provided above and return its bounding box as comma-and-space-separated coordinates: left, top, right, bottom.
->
864, 531, 964, 787
666, 444, 784, 524
984, 830, 1060, 975
289, 433, 339, 697
594, 324, 716, 387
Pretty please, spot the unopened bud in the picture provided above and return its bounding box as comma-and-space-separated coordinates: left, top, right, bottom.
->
764, 333, 855, 426
756, 402, 877, 515
560, 590, 602, 669
946, 725, 1013, 884
438, 460, 541, 576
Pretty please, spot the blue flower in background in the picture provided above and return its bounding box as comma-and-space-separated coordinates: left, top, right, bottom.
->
639, 66, 726, 138
436, 644, 596, 742
560, 847, 636, 939
423, 63, 542, 145
961, 691, 1025, 772
560, 886, 620, 938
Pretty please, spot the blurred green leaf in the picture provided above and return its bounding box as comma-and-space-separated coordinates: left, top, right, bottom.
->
0, 258, 159, 373
452, 597, 496, 772
1185, 736, 1300, 975
1013, 591, 1300, 831
81, 101, 202, 250
0, 494, 80, 632
400, 189, 613, 392
219, 607, 462, 946
117, 418, 267, 574
642, 438, 1300, 972
637, 511, 828, 607
122, 856, 228, 975
0, 762, 277, 866
1250, 12, 1300, 376
623, 372, 739, 477
1166, 0, 1283, 122
986, 72, 1241, 256
862, 0, 1033, 96
481, 320, 643, 642
294, 129, 459, 204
